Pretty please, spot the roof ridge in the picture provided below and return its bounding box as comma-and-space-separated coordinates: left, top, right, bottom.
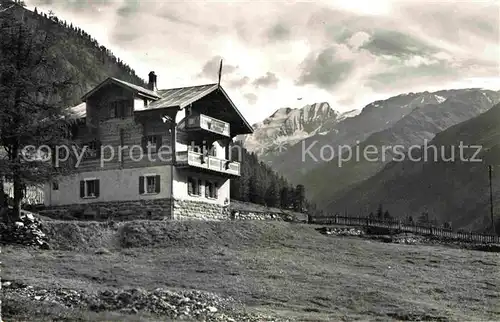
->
157, 83, 218, 92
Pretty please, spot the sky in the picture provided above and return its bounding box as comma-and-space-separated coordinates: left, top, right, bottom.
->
25, 0, 500, 125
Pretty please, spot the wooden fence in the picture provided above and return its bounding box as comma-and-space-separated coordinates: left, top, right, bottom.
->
310, 215, 500, 244
3, 183, 44, 205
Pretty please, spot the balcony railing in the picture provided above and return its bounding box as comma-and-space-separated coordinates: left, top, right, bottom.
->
176, 150, 240, 176
185, 114, 230, 137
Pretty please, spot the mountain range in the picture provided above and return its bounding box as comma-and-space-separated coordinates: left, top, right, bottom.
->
240, 88, 500, 230
328, 102, 500, 232
237, 103, 360, 161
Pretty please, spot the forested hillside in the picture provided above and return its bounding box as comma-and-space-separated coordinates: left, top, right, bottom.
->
230, 141, 315, 213
0, 0, 146, 106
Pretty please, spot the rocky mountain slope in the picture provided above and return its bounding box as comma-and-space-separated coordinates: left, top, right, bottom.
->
326, 102, 500, 232
238, 102, 341, 160
267, 90, 464, 183
302, 89, 500, 206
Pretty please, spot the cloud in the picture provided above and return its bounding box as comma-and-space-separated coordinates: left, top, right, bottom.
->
198, 55, 238, 79
228, 76, 250, 88
244, 93, 258, 105
116, 0, 140, 17
253, 72, 280, 88
347, 31, 371, 49
24, 0, 500, 125
360, 29, 439, 58
266, 23, 291, 41
296, 47, 354, 90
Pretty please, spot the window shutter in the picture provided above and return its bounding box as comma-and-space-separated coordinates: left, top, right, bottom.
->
139, 176, 144, 194
155, 175, 161, 193
214, 183, 218, 199
197, 179, 202, 195
156, 135, 162, 151
96, 141, 102, 158
123, 104, 131, 117
95, 180, 100, 197
205, 182, 210, 198
187, 177, 193, 195
141, 137, 147, 153
80, 180, 85, 198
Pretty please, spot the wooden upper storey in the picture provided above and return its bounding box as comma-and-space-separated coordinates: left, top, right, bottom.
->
66, 77, 253, 173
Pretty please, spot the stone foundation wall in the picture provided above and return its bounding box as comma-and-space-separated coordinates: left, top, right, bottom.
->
173, 199, 230, 220
38, 199, 173, 221
231, 211, 286, 221
34, 199, 293, 222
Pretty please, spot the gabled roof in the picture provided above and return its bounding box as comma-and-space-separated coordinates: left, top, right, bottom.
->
73, 78, 254, 134
149, 84, 218, 110
139, 83, 253, 134
81, 77, 161, 101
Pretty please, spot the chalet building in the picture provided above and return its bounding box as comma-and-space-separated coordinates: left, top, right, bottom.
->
42, 72, 253, 220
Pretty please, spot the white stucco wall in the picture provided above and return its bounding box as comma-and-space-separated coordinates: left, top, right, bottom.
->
134, 98, 145, 111
212, 140, 225, 158
44, 165, 173, 206
172, 168, 230, 206
175, 109, 187, 153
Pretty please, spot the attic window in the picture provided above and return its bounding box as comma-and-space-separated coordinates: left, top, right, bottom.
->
142, 135, 162, 153
144, 99, 148, 107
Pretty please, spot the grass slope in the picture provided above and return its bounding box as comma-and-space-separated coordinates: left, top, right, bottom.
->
3, 220, 499, 321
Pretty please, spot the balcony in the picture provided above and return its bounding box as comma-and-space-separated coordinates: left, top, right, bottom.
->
175, 150, 240, 176
185, 114, 230, 137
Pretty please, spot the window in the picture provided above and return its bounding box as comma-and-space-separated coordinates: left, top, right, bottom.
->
143, 99, 148, 107
139, 175, 161, 194
109, 106, 116, 118
110, 100, 130, 118
52, 181, 59, 190
205, 181, 218, 199
80, 179, 100, 198
187, 177, 201, 196
207, 145, 217, 157
84, 140, 100, 159
146, 176, 156, 193
142, 135, 161, 153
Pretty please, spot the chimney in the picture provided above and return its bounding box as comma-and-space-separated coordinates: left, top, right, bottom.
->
148, 71, 157, 91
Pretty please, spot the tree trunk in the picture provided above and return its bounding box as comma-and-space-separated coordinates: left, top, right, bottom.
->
0, 175, 10, 223
0, 175, 5, 206
12, 171, 23, 221
11, 143, 22, 221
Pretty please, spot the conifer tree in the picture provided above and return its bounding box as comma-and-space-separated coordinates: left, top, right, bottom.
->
376, 204, 383, 219
0, 12, 76, 220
